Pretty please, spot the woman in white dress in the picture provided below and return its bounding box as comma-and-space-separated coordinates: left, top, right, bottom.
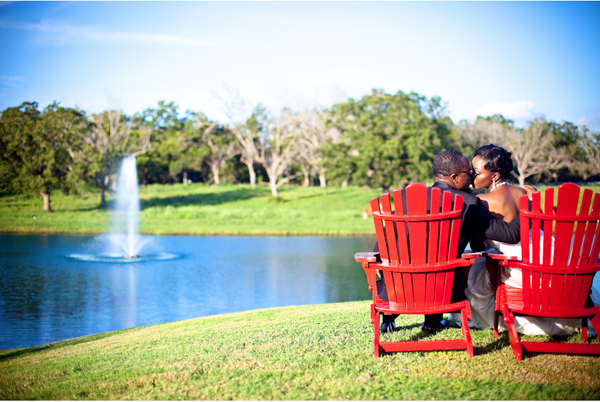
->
453, 144, 600, 335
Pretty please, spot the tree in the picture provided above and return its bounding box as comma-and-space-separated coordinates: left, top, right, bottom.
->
254, 108, 300, 198
580, 127, 600, 179
321, 89, 451, 191
200, 119, 237, 185
507, 118, 571, 186
0, 102, 86, 211
543, 121, 583, 183
295, 108, 331, 187
222, 103, 264, 188
134, 101, 183, 186
456, 115, 514, 157
82, 110, 130, 207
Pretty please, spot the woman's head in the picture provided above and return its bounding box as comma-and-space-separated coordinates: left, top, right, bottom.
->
472, 144, 513, 190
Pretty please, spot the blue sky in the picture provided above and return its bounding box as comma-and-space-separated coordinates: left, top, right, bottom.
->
0, 1, 599, 128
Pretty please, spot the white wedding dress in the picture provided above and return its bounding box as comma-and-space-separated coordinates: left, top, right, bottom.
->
453, 237, 600, 336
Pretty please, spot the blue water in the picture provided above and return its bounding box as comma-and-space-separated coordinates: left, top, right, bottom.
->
0, 234, 375, 350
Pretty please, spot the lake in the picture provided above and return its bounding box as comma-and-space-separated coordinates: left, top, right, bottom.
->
0, 234, 375, 350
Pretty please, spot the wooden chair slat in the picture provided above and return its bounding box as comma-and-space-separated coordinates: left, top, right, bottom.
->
589, 194, 600, 264
543, 188, 554, 266
425, 272, 436, 307
413, 272, 427, 309
448, 194, 463, 261
442, 270, 454, 305
371, 197, 389, 264
522, 268, 532, 311
530, 192, 541, 266
540, 273, 551, 311
394, 190, 411, 265
580, 193, 600, 266
383, 270, 397, 307
578, 275, 594, 309
520, 195, 531, 263
560, 273, 575, 313
553, 184, 579, 266
434, 271, 446, 308
569, 274, 586, 311
406, 185, 428, 265
393, 272, 406, 307
571, 190, 592, 267
381, 193, 400, 266
402, 272, 415, 308
438, 192, 453, 262
428, 188, 441, 264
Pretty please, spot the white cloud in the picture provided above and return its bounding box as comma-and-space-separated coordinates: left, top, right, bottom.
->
577, 110, 600, 131
474, 101, 538, 127
0, 75, 26, 87
0, 19, 212, 46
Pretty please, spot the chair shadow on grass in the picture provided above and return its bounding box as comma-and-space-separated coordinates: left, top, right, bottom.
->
140, 187, 270, 210
378, 324, 515, 357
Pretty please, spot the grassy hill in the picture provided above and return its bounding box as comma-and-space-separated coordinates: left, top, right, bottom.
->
1, 301, 599, 400
1, 183, 598, 236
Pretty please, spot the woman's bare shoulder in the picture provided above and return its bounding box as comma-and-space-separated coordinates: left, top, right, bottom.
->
509, 185, 527, 197
510, 184, 526, 193
476, 191, 492, 200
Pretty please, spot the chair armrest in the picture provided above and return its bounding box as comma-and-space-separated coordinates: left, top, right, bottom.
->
354, 252, 380, 263
486, 253, 520, 261
462, 252, 483, 260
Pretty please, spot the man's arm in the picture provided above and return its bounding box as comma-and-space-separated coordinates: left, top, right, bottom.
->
464, 198, 521, 244
485, 215, 520, 244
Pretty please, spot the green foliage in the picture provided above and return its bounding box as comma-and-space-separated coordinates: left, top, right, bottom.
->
321, 89, 455, 191
543, 120, 585, 182
1, 301, 599, 400
0, 101, 87, 210
134, 101, 198, 185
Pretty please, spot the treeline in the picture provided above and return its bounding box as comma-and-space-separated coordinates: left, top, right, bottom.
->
1, 89, 599, 211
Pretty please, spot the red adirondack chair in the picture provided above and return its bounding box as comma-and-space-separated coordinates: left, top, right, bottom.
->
355, 183, 480, 358
490, 183, 600, 360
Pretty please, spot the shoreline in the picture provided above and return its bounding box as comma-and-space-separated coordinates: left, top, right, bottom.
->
0, 229, 374, 237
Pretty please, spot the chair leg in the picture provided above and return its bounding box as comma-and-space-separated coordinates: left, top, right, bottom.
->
373, 310, 380, 359
493, 285, 502, 338
582, 317, 588, 343
504, 307, 522, 361
370, 304, 376, 325
590, 313, 600, 342
461, 307, 474, 358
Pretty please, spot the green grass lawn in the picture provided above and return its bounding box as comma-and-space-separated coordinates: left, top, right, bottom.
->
1, 301, 599, 400
1, 183, 598, 236
0, 184, 382, 235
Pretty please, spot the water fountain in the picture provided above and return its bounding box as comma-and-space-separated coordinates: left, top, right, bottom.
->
69, 156, 180, 263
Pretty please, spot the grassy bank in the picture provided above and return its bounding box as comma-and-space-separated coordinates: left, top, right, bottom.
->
1, 301, 599, 400
1, 184, 598, 236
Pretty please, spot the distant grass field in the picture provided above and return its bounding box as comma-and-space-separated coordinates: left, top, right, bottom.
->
1, 183, 598, 236
1, 301, 599, 400
0, 184, 382, 235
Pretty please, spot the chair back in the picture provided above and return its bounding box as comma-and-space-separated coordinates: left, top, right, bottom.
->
371, 183, 465, 311
516, 183, 600, 314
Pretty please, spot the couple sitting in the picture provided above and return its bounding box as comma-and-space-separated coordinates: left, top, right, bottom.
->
377, 145, 599, 335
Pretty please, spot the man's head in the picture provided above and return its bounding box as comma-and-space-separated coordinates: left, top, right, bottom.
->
433, 150, 472, 191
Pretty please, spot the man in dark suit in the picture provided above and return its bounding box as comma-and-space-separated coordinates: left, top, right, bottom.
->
378, 150, 521, 332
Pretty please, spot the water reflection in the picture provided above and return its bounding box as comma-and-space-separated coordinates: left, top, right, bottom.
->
0, 234, 375, 350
